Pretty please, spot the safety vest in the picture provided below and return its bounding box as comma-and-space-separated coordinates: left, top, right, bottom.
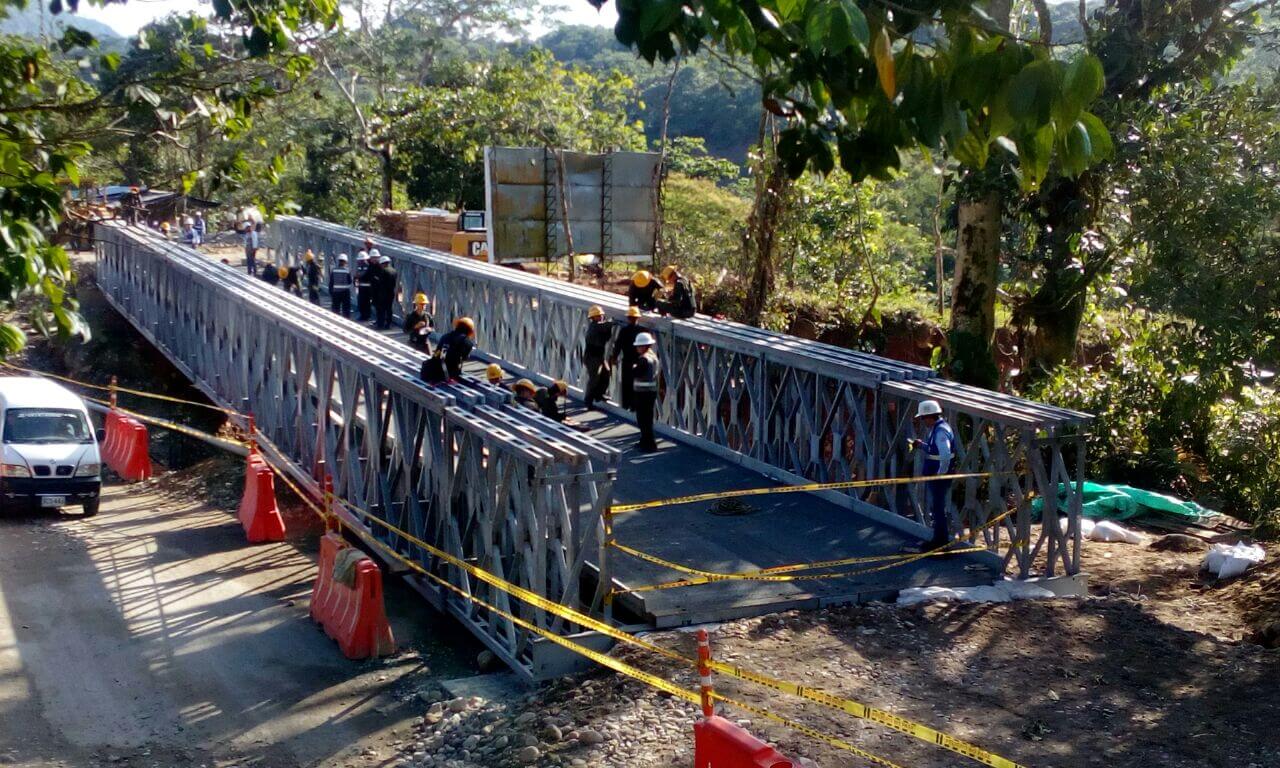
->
922, 418, 954, 475
633, 351, 660, 392
331, 267, 352, 291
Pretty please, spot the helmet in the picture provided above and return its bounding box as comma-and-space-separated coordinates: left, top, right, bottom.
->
455, 317, 476, 335
553, 379, 568, 394
129, 186, 139, 193
413, 292, 428, 305
513, 378, 537, 394
626, 306, 641, 319
633, 332, 656, 347
915, 400, 943, 418
632, 270, 652, 288
485, 363, 503, 381
304, 250, 315, 261
364, 237, 374, 248
356, 250, 369, 262
379, 255, 391, 264
277, 266, 289, 279
369, 248, 381, 259
587, 305, 605, 319
660, 265, 678, 281
337, 253, 349, 263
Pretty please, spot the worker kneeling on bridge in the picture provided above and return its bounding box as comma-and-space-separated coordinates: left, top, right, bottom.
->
329, 254, 352, 317
485, 363, 504, 387
279, 264, 302, 297
908, 399, 955, 552
421, 317, 475, 384
260, 261, 279, 286
628, 270, 659, 312
656, 265, 697, 319
512, 378, 538, 410
404, 293, 432, 351
632, 332, 660, 453
582, 305, 612, 409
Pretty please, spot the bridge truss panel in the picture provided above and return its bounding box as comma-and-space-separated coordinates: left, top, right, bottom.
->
271, 216, 1090, 577
94, 222, 616, 680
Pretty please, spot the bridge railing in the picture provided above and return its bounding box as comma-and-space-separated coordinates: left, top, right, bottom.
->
270, 216, 1091, 578
95, 221, 617, 680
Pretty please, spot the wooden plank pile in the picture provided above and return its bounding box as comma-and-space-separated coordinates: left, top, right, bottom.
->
376, 209, 456, 251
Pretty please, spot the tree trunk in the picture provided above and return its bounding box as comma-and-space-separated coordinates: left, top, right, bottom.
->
741, 153, 790, 326
947, 190, 1001, 389
1026, 272, 1086, 371
380, 144, 394, 210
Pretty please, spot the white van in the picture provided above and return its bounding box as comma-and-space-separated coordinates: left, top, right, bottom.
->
0, 377, 103, 516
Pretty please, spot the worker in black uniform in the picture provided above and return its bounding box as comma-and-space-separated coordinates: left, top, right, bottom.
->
260, 261, 279, 286
374, 254, 398, 329
628, 270, 659, 311
609, 306, 645, 410
363, 252, 384, 325
485, 364, 504, 387
631, 332, 660, 452
534, 380, 569, 422
329, 253, 353, 317
512, 379, 539, 411
279, 264, 301, 296
354, 251, 372, 321
582, 305, 613, 409
304, 250, 322, 304
122, 186, 144, 225
420, 317, 476, 383
404, 292, 432, 351
656, 265, 697, 319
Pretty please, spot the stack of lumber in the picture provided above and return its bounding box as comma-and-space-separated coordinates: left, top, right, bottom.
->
376, 208, 457, 250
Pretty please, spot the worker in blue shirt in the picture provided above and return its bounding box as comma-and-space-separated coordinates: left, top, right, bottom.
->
911, 399, 954, 550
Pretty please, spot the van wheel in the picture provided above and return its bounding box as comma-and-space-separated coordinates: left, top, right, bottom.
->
81, 498, 99, 517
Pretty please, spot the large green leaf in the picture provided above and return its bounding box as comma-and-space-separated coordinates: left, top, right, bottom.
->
1060, 54, 1105, 123
1079, 112, 1114, 161
1007, 60, 1059, 127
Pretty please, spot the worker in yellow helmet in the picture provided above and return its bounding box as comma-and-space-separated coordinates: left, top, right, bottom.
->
421, 317, 476, 384
609, 305, 647, 410
403, 292, 432, 351
278, 263, 301, 296
628, 270, 659, 312
656, 265, 697, 319
485, 363, 504, 387
582, 305, 613, 409
303, 250, 321, 305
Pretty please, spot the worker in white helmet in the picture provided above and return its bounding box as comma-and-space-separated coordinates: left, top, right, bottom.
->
909, 399, 955, 550
631, 332, 660, 452
355, 250, 373, 321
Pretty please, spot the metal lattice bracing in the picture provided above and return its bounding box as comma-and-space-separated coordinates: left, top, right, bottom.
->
271, 216, 1092, 578
94, 221, 618, 681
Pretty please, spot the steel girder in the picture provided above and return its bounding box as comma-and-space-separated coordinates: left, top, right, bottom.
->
270, 216, 1091, 578
94, 221, 618, 680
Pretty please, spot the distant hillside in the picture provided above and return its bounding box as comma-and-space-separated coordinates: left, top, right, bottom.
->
0, 3, 123, 44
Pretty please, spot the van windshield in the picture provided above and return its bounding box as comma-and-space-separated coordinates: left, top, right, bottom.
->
3, 408, 92, 444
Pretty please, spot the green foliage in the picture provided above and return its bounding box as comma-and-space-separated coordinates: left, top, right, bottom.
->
391, 50, 645, 208
604, 0, 1110, 189
1208, 386, 1280, 537
665, 136, 740, 183
661, 172, 749, 277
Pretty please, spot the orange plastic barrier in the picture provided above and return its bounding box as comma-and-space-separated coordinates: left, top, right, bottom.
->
694, 716, 795, 768
310, 532, 395, 659
237, 452, 286, 542
102, 410, 152, 481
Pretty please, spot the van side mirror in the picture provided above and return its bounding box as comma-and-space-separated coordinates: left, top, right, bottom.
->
95, 428, 106, 443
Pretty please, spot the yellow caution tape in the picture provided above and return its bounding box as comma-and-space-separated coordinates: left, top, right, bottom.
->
82, 394, 251, 452
349, 502, 909, 768
613, 509, 1017, 594
711, 692, 908, 768
611, 472, 1003, 515
1, 361, 244, 416
331, 496, 1027, 768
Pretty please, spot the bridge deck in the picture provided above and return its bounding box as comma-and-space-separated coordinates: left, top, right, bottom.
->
208, 254, 998, 629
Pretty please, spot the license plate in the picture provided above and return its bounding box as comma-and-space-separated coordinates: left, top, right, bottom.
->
40, 495, 66, 508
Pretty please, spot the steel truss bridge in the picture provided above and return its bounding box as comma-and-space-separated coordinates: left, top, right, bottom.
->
95, 217, 1090, 681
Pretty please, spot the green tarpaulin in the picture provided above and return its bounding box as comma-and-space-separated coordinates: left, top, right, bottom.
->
1033, 482, 1220, 524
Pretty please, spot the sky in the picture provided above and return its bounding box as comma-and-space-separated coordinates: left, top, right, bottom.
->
74, 0, 617, 37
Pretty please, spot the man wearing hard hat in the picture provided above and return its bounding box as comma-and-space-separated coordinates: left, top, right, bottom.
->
485, 364, 505, 387
628, 270, 659, 312
329, 254, 353, 317
404, 293, 432, 351
421, 317, 476, 384
910, 399, 955, 550
582, 305, 613, 409
631, 332, 661, 452
304, 250, 322, 305
656, 265, 697, 319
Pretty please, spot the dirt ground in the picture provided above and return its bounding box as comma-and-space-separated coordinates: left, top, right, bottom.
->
386, 537, 1280, 768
